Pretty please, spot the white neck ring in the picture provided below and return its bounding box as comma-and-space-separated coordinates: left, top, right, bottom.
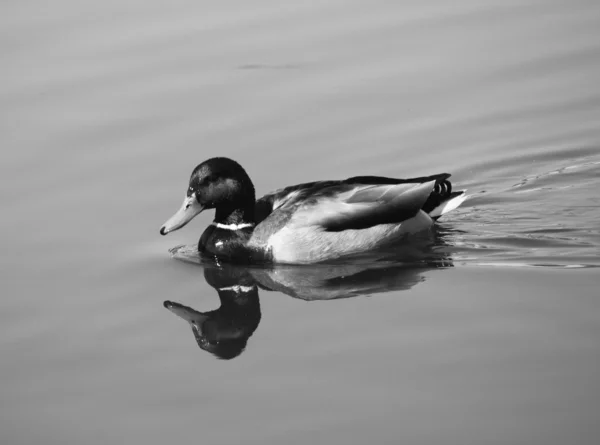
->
211, 222, 255, 231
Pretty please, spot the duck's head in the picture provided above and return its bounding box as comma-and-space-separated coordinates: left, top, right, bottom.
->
160, 157, 255, 235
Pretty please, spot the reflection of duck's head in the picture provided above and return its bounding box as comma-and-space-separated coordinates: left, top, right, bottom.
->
164, 265, 261, 360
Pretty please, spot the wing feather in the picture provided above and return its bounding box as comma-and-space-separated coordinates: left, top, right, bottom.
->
255, 174, 451, 228
289, 181, 436, 231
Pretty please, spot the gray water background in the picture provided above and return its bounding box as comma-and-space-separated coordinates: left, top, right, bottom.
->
2, 1, 600, 444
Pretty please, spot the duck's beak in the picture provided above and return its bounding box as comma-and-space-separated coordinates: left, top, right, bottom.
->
160, 193, 204, 235
164, 301, 208, 326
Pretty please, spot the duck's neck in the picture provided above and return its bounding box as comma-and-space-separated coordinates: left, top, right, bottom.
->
214, 201, 255, 226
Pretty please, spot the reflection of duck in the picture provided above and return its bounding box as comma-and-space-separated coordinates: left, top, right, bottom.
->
250, 241, 453, 300
160, 157, 467, 264
165, 244, 453, 358
250, 261, 443, 301
164, 266, 261, 360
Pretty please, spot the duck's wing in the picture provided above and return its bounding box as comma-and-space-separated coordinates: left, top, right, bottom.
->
255, 180, 340, 224
269, 178, 439, 231
255, 173, 453, 225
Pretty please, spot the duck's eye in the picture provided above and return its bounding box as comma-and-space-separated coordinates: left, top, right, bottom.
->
204, 174, 218, 183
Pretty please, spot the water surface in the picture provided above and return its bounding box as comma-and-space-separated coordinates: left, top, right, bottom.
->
1, 1, 600, 444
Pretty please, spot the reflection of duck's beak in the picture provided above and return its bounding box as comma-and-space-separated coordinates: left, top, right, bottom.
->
163, 300, 208, 327
160, 194, 204, 235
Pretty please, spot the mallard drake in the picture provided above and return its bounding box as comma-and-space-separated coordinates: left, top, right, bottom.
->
160, 157, 467, 264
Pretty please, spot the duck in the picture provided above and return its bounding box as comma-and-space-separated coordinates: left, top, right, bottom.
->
159, 157, 467, 264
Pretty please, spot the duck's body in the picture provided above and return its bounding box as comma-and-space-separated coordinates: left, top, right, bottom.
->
160, 158, 467, 264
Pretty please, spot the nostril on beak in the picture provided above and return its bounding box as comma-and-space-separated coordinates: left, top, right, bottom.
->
160, 226, 167, 236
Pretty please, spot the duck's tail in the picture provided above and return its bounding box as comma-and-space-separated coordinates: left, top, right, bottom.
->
415, 176, 467, 220
426, 190, 468, 220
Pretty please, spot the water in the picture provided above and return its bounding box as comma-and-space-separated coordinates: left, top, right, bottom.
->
1, 0, 600, 444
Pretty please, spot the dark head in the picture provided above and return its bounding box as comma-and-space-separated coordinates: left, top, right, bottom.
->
160, 157, 255, 235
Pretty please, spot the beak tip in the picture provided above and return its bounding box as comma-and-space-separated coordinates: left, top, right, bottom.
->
160, 226, 167, 236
